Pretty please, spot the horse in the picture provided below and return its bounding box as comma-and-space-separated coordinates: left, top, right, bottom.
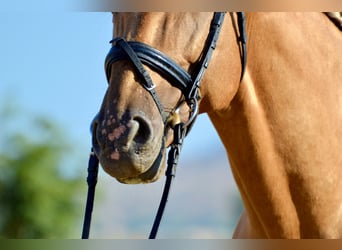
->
91, 12, 342, 238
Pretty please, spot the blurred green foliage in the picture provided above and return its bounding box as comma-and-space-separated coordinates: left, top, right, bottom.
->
0, 102, 84, 238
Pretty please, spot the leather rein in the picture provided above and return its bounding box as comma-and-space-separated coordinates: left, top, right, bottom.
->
82, 12, 247, 239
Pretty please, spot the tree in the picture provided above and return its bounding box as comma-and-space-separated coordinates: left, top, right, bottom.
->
0, 103, 84, 238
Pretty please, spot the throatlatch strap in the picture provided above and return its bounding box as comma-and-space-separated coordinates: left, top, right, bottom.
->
187, 12, 226, 102
237, 12, 247, 80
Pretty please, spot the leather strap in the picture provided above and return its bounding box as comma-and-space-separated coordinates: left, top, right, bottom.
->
187, 12, 226, 102
105, 41, 192, 92
110, 38, 167, 123
237, 12, 247, 80
81, 149, 99, 239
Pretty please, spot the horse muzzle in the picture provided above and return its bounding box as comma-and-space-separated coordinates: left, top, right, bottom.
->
91, 111, 166, 184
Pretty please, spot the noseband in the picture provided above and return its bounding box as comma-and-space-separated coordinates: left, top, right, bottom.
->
82, 12, 247, 239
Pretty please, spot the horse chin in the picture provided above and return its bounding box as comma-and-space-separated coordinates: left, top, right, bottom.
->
99, 146, 167, 184
117, 151, 166, 184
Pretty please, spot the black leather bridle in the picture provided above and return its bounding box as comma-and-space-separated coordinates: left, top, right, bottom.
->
82, 12, 247, 239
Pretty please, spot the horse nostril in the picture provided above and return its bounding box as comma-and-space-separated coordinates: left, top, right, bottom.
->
132, 116, 152, 144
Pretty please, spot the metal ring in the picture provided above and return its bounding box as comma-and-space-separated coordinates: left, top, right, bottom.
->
183, 99, 199, 128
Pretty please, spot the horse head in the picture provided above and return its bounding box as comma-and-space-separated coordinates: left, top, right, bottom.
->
91, 13, 243, 184
86, 12, 342, 238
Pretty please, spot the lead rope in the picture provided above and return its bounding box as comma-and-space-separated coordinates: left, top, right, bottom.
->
81, 148, 99, 239
149, 122, 186, 239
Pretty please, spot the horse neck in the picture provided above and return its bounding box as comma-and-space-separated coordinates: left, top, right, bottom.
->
208, 13, 342, 238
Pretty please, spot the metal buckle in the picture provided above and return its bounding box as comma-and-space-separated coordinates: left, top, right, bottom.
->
145, 83, 156, 91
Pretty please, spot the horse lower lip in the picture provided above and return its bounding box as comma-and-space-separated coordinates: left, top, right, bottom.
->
98, 137, 163, 177
117, 148, 166, 184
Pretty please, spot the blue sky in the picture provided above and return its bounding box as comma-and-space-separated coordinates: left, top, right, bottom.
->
0, 11, 223, 160
0, 12, 111, 146
0, 9, 240, 238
